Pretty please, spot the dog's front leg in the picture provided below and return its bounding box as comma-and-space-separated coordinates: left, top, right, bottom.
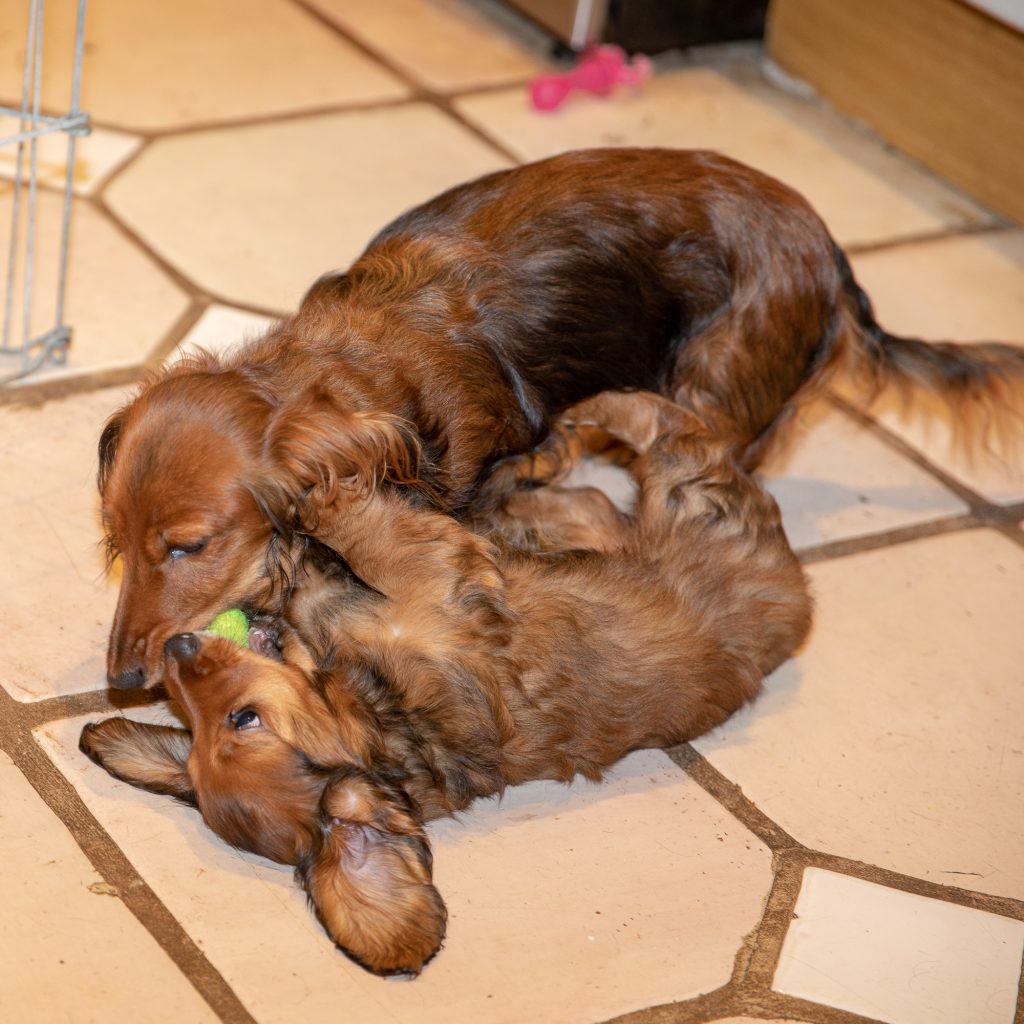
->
306, 489, 503, 608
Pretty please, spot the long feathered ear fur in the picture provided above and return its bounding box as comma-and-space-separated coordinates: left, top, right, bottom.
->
97, 410, 126, 496
258, 388, 424, 530
296, 769, 446, 977
79, 718, 195, 805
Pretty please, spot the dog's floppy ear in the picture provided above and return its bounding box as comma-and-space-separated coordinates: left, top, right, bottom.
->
260, 387, 423, 527
79, 718, 195, 805
97, 410, 126, 496
296, 769, 446, 977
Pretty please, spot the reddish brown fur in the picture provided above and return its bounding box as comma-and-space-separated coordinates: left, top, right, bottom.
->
82, 391, 812, 976
97, 147, 1024, 689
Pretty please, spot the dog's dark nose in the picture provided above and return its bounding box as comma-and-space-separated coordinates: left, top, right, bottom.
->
164, 633, 200, 662
109, 665, 146, 690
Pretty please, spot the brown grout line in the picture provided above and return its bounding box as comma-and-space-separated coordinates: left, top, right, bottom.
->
0, 362, 143, 408
666, 743, 802, 852
88, 191, 210, 301
286, 0, 528, 166
0, 685, 255, 1024
671, 742, 1024, 919
422, 89, 525, 167
789, 509, 1024, 566
843, 220, 1013, 258
794, 512, 980, 565
15, 684, 167, 731
91, 94, 425, 141
596, 989, 733, 1024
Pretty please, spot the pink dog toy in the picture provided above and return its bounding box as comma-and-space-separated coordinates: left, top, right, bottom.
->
529, 45, 652, 112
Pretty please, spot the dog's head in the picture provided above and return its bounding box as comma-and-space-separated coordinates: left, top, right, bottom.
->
99, 362, 423, 690
161, 629, 446, 976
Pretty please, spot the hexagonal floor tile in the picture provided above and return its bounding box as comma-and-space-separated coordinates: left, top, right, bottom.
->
454, 67, 988, 248
0, 0, 408, 132
1, 186, 190, 388
695, 529, 1024, 899
307, 0, 551, 92
104, 104, 511, 311
38, 714, 774, 1024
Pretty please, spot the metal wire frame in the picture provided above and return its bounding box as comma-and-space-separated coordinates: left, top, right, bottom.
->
1, 0, 90, 386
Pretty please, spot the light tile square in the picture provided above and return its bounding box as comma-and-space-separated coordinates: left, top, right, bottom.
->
454, 67, 983, 247
0, 0, 409, 132
105, 104, 512, 312
695, 530, 1024, 899
39, 711, 774, 1024
774, 867, 1024, 1024
0, 751, 218, 1023
308, 0, 551, 92
760, 401, 967, 550
0, 388, 129, 700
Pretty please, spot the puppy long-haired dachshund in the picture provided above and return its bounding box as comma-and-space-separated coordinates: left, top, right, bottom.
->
82, 391, 813, 977
97, 147, 1024, 691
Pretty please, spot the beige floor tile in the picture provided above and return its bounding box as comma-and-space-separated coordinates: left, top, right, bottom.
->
0, 0, 408, 132
0, 116, 141, 196
0, 388, 129, 700
308, 0, 550, 92
0, 750, 218, 1024
774, 868, 1024, 1024
854, 232, 1024, 345
171, 304, 277, 364
695, 530, 1024, 899
39, 711, 773, 1024
847, 232, 1024, 503
1, 186, 189, 388
105, 104, 511, 312
760, 401, 967, 550
454, 67, 981, 247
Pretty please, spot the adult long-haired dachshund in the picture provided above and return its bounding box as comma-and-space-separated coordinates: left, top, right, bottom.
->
82, 390, 813, 977
97, 147, 1024, 690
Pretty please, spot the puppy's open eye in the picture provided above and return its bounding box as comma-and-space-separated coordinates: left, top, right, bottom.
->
229, 709, 262, 731
168, 538, 209, 560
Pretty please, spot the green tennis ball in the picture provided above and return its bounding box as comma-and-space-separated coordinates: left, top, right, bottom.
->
207, 608, 250, 647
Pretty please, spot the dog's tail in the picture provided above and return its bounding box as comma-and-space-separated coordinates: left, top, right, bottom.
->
834, 242, 1024, 455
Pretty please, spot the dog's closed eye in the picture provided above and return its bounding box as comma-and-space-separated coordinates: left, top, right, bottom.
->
167, 538, 210, 560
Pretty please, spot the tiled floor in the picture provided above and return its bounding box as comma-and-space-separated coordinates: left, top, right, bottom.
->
1, 2, 1022, 1023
